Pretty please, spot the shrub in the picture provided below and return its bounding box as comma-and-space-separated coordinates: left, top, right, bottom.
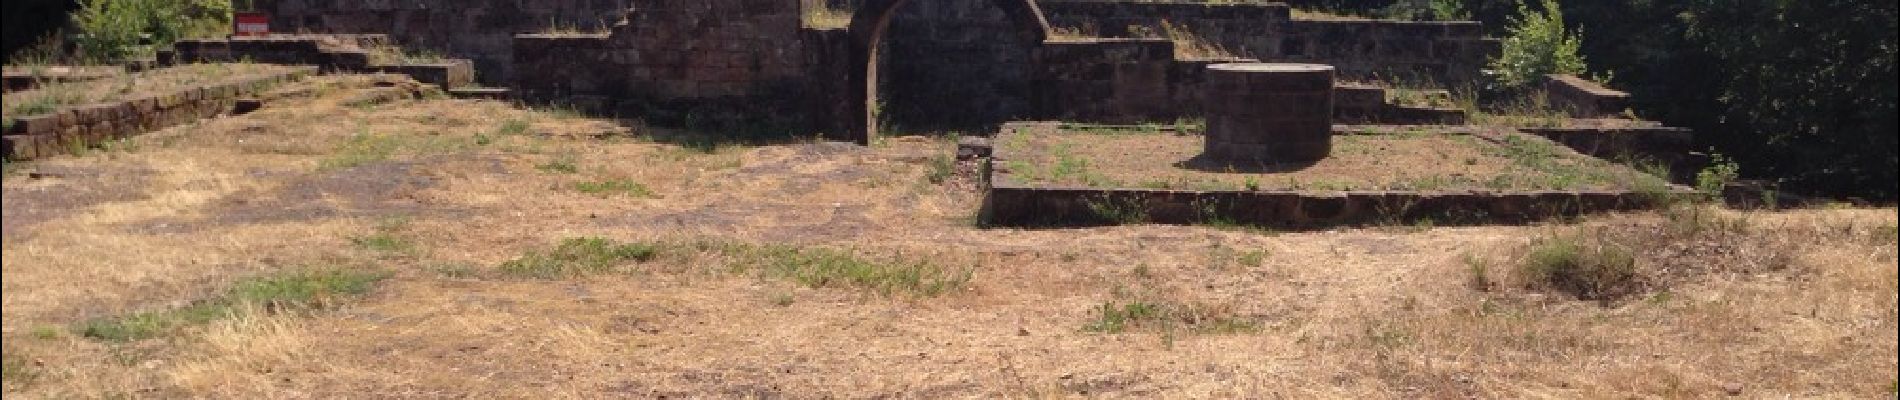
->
1516, 234, 1639, 300
1696, 152, 1741, 197
72, 0, 231, 62
1488, 0, 1587, 89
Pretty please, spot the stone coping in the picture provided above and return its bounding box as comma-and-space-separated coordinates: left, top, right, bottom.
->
979, 121, 1695, 228
1209, 63, 1334, 73
3, 66, 317, 161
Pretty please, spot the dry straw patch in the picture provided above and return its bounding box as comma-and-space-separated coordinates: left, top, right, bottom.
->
3, 70, 1894, 398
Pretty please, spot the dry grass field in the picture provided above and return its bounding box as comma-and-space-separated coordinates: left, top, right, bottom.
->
3, 74, 1895, 398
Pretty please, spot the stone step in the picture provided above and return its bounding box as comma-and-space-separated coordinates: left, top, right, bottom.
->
448, 87, 512, 100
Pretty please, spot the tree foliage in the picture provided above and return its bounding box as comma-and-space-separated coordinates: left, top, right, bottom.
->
1678, 0, 1897, 199
71, 0, 231, 62
1487, 0, 1587, 89
1452, 0, 1894, 200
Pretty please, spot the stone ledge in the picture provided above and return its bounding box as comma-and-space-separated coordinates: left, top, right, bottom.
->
1544, 74, 1630, 118
3, 66, 317, 161
980, 121, 1695, 229
981, 183, 1685, 228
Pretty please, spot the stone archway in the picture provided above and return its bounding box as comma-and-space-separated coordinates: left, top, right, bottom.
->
845, 0, 1050, 144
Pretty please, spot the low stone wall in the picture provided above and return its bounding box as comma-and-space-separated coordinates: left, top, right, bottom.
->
1331, 84, 1467, 124
169, 35, 381, 72
1039, 0, 1497, 85
1544, 74, 1629, 118
248, 0, 630, 85
511, 1, 824, 136
366, 61, 475, 90
1033, 38, 1195, 123
983, 184, 1673, 228
2, 66, 317, 161
170, 36, 476, 90
1524, 124, 1698, 181
979, 121, 1691, 228
3, 66, 121, 93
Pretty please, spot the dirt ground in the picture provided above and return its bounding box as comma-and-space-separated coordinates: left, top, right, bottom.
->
3, 74, 1896, 398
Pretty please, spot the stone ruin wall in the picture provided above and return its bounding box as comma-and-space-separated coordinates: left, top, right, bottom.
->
1036, 1, 1495, 84
513, 0, 825, 132
247, 0, 1497, 134
248, 0, 631, 85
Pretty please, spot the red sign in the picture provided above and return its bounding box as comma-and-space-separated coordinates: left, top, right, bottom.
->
235, 12, 270, 36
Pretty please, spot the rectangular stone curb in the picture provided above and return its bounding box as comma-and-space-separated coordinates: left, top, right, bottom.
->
3, 67, 312, 161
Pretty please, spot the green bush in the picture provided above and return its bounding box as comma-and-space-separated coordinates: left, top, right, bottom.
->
72, 0, 231, 62
1517, 234, 1639, 300
1488, 0, 1587, 89
1696, 153, 1741, 197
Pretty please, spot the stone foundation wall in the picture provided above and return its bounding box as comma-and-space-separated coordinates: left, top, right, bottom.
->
1033, 39, 1253, 123
1039, 1, 1495, 85
514, 0, 820, 134
3, 66, 317, 161
170, 36, 476, 90
3, 66, 121, 93
982, 184, 1674, 228
1544, 74, 1630, 118
248, 0, 630, 85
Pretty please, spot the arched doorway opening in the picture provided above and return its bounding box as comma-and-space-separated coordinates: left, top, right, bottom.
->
845, 0, 1049, 144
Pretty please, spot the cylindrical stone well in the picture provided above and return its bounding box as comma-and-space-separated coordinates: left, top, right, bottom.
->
1203, 63, 1335, 164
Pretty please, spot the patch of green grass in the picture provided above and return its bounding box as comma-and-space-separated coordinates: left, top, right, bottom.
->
1464, 253, 1497, 291
76, 269, 387, 342
430, 262, 481, 279
1011, 142, 1119, 187
349, 217, 416, 255
1083, 300, 1258, 335
573, 179, 656, 198
496, 119, 531, 136
769, 292, 796, 307
228, 270, 388, 308
1207, 243, 1267, 269
1660, 205, 1750, 238
925, 154, 954, 184
1483, 134, 1657, 190
350, 233, 414, 254
536, 153, 580, 174
738, 246, 972, 297
493, 239, 972, 297
28, 326, 61, 340
3, 86, 89, 120
498, 237, 658, 279
1083, 301, 1166, 333
319, 131, 403, 171
1517, 234, 1639, 301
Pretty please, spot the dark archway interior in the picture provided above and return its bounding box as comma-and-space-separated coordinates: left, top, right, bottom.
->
876, 0, 1036, 134
846, 0, 1047, 144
